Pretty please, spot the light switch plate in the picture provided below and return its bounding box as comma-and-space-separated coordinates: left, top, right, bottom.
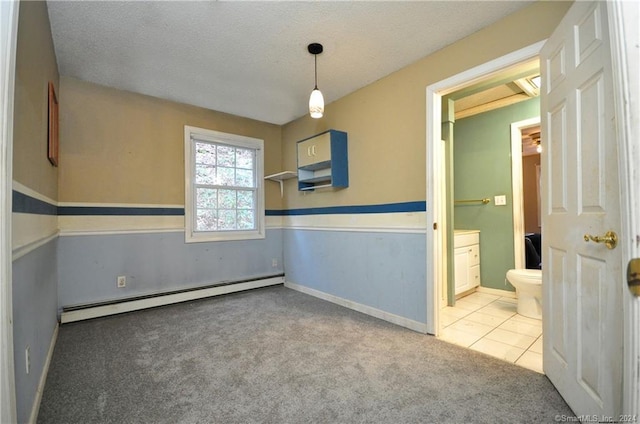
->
494, 195, 507, 206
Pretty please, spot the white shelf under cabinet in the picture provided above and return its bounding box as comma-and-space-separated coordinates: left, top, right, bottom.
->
299, 183, 333, 191
265, 171, 297, 197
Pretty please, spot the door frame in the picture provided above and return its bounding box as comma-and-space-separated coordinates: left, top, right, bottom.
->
426, 40, 544, 335
511, 117, 541, 270
426, 1, 638, 414
0, 0, 18, 422
608, 0, 640, 414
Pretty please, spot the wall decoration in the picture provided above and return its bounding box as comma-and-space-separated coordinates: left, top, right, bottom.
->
47, 81, 58, 166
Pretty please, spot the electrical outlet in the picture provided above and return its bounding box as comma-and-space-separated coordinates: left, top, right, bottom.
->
25, 346, 30, 374
272, 258, 278, 268
494, 195, 507, 206
117, 275, 126, 288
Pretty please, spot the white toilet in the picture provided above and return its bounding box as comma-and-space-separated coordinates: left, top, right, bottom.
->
506, 269, 542, 320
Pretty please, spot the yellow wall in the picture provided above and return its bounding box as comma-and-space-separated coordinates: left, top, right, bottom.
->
281, 1, 572, 209
13, 0, 59, 200
11, 4, 60, 422
59, 77, 283, 209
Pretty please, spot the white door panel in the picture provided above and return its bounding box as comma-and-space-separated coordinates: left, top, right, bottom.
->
542, 0, 623, 416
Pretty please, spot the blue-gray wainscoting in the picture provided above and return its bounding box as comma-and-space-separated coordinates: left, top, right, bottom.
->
12, 238, 58, 424
283, 229, 426, 325
58, 230, 284, 309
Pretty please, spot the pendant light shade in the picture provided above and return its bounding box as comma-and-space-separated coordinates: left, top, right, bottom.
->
308, 43, 324, 119
309, 88, 324, 119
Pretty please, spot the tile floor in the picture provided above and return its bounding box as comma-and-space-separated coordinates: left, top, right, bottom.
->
438, 291, 543, 373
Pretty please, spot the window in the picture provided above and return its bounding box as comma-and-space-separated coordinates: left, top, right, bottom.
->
184, 126, 264, 242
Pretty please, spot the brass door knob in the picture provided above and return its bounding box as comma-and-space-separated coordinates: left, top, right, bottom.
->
628, 258, 640, 297
583, 231, 618, 249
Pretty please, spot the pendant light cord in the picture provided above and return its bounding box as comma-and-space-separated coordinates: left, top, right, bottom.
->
314, 54, 318, 90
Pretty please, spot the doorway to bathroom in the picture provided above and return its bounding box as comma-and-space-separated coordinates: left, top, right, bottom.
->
426, 42, 546, 339
432, 56, 544, 373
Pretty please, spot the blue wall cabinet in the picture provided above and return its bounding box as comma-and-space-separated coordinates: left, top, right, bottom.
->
297, 129, 349, 191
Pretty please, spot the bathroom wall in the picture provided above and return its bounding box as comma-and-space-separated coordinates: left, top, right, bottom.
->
454, 97, 540, 292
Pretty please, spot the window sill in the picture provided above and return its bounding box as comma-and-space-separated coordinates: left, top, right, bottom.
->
185, 229, 265, 243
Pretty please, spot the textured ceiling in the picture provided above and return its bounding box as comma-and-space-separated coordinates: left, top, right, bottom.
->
47, 1, 534, 125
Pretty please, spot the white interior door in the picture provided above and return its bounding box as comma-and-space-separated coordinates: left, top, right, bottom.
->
541, 1, 623, 416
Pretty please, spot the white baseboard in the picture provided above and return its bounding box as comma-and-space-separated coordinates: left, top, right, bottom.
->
476, 286, 517, 299
61, 276, 284, 324
284, 281, 428, 334
29, 323, 58, 424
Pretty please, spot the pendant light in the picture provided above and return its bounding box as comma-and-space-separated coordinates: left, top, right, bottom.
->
308, 43, 324, 119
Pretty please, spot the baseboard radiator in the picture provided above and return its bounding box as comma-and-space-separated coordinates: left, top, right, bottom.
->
60, 274, 285, 324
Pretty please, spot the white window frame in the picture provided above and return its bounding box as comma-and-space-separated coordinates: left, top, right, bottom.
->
184, 125, 265, 243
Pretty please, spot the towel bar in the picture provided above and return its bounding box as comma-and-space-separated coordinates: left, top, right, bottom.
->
454, 198, 490, 205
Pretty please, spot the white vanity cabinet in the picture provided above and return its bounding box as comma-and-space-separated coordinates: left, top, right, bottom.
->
454, 230, 481, 295
297, 130, 348, 191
